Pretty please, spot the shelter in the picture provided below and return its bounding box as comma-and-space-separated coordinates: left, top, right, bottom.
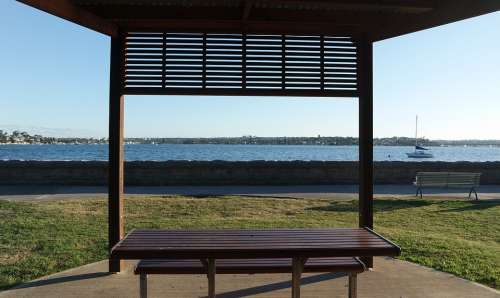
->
17, 0, 500, 273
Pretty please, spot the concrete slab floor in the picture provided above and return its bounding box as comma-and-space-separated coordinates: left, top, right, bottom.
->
1, 258, 498, 298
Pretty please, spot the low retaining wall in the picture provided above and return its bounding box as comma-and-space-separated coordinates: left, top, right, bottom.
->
0, 161, 499, 186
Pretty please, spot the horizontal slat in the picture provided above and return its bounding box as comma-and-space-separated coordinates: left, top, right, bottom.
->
205, 77, 243, 82
164, 76, 203, 81
126, 81, 162, 86
127, 38, 163, 43
127, 60, 163, 65
245, 40, 282, 46
284, 36, 321, 41
246, 82, 283, 85
126, 44, 164, 49
127, 33, 163, 38
164, 82, 203, 86
323, 83, 357, 88
126, 71, 162, 75
206, 59, 241, 68
165, 33, 203, 38
206, 55, 243, 60
246, 35, 282, 40
127, 65, 163, 70
126, 76, 163, 81
126, 49, 163, 54
289, 52, 355, 58
246, 46, 282, 52
126, 55, 162, 59
246, 77, 284, 82
165, 38, 203, 43
206, 82, 243, 87
246, 56, 282, 63
165, 50, 203, 55
285, 84, 321, 88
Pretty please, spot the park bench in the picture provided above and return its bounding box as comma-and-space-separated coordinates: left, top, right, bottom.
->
414, 172, 481, 200
135, 257, 365, 298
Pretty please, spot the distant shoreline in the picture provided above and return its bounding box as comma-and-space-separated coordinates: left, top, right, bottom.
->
2, 129, 500, 146
0, 143, 499, 147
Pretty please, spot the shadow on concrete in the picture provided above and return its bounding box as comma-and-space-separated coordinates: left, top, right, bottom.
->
203, 272, 346, 298
12, 272, 111, 290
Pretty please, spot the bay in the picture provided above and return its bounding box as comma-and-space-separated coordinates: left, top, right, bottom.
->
0, 144, 499, 162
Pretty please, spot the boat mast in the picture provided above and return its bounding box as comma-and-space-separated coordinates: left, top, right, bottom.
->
415, 115, 418, 147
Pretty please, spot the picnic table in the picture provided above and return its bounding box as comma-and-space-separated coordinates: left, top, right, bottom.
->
111, 228, 400, 297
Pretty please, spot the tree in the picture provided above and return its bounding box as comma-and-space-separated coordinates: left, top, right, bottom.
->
0, 130, 7, 143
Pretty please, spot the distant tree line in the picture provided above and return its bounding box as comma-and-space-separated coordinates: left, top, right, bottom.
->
1, 130, 499, 146
0, 130, 106, 144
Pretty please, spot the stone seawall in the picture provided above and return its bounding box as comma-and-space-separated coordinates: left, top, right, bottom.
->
0, 161, 499, 185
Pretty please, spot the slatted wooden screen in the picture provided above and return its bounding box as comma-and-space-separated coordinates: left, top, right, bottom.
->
123, 32, 358, 97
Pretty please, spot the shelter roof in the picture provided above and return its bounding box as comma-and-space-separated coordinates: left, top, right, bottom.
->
18, 1, 500, 40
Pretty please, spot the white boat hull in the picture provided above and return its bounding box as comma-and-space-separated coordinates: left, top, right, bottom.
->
406, 152, 433, 158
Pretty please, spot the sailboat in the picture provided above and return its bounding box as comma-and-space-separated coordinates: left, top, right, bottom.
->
406, 115, 434, 158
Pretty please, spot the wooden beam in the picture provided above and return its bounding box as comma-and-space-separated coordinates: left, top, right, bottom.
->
120, 19, 360, 36
373, 0, 500, 41
108, 33, 125, 273
17, 0, 118, 36
357, 35, 373, 268
123, 87, 358, 98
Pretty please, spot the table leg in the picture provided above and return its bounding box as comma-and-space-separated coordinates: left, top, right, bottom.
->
139, 273, 147, 298
208, 258, 216, 298
292, 257, 303, 298
348, 273, 357, 298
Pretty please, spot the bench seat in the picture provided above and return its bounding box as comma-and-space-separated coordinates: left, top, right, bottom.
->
135, 257, 365, 298
135, 257, 365, 275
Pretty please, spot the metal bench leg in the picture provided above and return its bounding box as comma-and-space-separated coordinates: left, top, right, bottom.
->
348, 273, 357, 298
207, 258, 216, 298
140, 273, 147, 298
416, 187, 423, 199
292, 257, 304, 298
469, 188, 478, 200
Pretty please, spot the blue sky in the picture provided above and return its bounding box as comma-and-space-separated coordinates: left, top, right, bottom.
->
1, 2, 499, 139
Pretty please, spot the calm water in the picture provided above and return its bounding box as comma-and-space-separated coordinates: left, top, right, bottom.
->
0, 144, 499, 162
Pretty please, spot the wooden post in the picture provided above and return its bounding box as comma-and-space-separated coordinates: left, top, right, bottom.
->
348, 273, 357, 298
207, 259, 216, 298
357, 35, 374, 268
108, 32, 125, 273
291, 257, 304, 298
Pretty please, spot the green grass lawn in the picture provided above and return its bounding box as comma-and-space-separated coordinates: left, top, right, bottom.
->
0, 196, 499, 290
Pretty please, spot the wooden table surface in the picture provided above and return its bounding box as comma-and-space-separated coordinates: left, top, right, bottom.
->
111, 228, 401, 260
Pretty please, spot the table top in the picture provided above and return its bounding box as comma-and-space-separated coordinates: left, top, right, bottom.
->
111, 228, 401, 259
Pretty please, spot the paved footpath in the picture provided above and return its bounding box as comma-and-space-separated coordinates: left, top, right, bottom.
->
1, 184, 499, 200
1, 257, 498, 298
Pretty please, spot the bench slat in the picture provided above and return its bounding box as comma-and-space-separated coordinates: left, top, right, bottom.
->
135, 257, 365, 275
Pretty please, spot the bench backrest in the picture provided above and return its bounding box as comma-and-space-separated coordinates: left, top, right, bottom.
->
415, 172, 481, 188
